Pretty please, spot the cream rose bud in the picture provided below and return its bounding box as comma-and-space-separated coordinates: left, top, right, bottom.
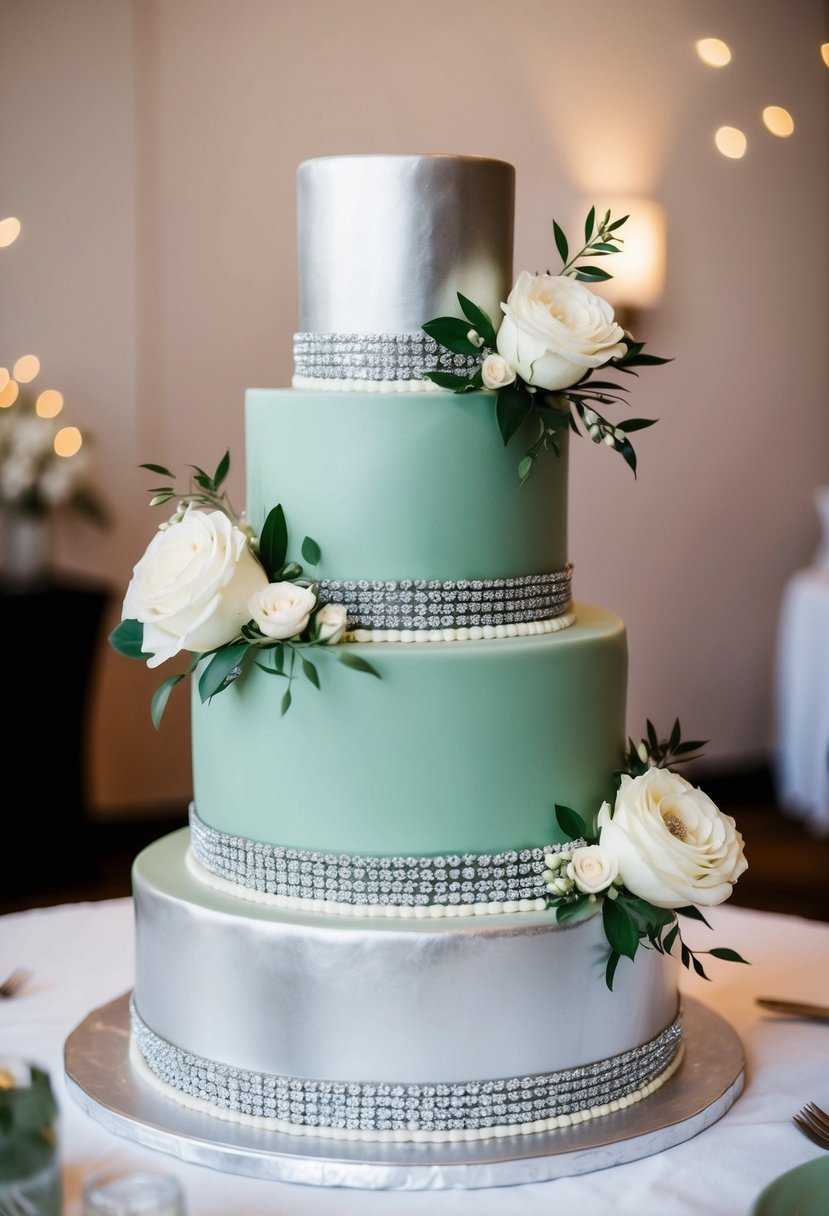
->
248, 581, 317, 640
566, 845, 619, 895
123, 508, 268, 669
481, 353, 516, 390
597, 769, 748, 909
496, 271, 626, 392
315, 602, 348, 644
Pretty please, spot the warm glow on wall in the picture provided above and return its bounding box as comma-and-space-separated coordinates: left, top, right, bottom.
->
696, 38, 732, 67
762, 106, 795, 137
0, 379, 20, 408
13, 354, 41, 383
54, 426, 82, 458
821, 43, 829, 68
715, 127, 747, 159
36, 389, 64, 418
0, 217, 22, 248
586, 198, 667, 314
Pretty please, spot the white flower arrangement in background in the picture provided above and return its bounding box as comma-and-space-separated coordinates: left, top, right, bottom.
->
546, 720, 749, 990
111, 452, 379, 727
423, 208, 671, 481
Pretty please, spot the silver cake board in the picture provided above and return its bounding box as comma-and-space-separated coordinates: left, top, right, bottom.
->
64, 992, 744, 1191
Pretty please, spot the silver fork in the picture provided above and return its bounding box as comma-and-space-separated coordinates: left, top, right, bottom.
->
0, 969, 30, 999
793, 1102, 829, 1149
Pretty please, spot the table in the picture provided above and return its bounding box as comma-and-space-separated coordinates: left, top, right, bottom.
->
775, 567, 829, 836
2, 898, 828, 1215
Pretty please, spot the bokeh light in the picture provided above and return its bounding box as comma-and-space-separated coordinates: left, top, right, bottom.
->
0, 217, 21, 248
821, 43, 829, 68
0, 379, 20, 408
696, 38, 732, 67
13, 354, 40, 383
715, 127, 747, 159
36, 389, 64, 418
54, 426, 83, 458
0, 368, 8, 393
762, 106, 795, 137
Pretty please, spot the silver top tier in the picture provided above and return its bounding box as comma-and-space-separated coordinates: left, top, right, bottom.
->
297, 154, 515, 337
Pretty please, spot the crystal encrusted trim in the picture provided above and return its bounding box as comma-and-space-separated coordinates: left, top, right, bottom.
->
131, 999, 683, 1138
318, 567, 573, 632
293, 332, 481, 384
189, 806, 572, 910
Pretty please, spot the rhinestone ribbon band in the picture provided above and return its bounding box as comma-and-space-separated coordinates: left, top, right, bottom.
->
131, 999, 683, 1134
293, 332, 481, 383
189, 807, 569, 908
317, 567, 572, 632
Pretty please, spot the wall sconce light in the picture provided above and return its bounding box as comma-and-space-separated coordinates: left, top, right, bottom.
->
581, 197, 667, 331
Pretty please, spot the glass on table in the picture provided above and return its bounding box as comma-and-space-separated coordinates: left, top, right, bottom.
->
82, 1167, 186, 1216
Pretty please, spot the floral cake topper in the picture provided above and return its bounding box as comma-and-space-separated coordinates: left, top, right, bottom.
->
110, 452, 378, 727
545, 720, 749, 989
423, 208, 670, 480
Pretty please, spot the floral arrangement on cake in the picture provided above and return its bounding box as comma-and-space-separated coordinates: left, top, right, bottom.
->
544, 720, 748, 989
110, 452, 378, 727
423, 208, 669, 480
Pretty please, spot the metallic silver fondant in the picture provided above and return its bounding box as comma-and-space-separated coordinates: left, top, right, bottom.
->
130, 998, 682, 1133
133, 831, 680, 1085
296, 155, 514, 336
317, 567, 573, 631
189, 805, 571, 907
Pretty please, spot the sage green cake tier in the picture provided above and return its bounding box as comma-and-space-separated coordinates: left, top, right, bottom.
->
191, 602, 626, 856
246, 389, 567, 581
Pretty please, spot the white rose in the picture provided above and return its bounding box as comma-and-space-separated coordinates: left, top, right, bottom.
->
496, 271, 626, 391
566, 845, 619, 895
481, 353, 516, 390
123, 508, 267, 669
248, 581, 317, 640
315, 602, 348, 644
597, 769, 748, 909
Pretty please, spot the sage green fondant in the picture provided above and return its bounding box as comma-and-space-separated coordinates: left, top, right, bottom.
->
191, 603, 626, 856
245, 389, 568, 581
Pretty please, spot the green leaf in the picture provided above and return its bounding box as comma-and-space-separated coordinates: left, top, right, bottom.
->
213, 450, 230, 488
669, 717, 682, 752
618, 437, 638, 478
423, 371, 477, 391
605, 950, 621, 991
593, 241, 620, 253
140, 463, 175, 477
109, 618, 149, 659
193, 472, 214, 491
456, 293, 497, 348
518, 456, 534, 482
555, 804, 588, 841
496, 386, 534, 446
607, 215, 629, 232
556, 898, 588, 924
708, 947, 750, 964
337, 650, 381, 678
422, 317, 483, 356
198, 643, 249, 703
602, 897, 640, 960
302, 536, 321, 566
676, 905, 713, 929
662, 923, 680, 954
615, 418, 657, 433
553, 219, 569, 265
301, 655, 320, 689
584, 206, 595, 244
574, 267, 613, 282
279, 561, 303, 581
692, 955, 711, 981
151, 673, 185, 730
255, 661, 286, 678
259, 504, 288, 579
281, 687, 292, 716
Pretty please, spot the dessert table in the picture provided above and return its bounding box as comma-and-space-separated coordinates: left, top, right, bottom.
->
2, 897, 828, 1215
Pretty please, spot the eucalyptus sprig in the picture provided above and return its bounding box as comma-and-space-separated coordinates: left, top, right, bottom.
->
140, 451, 245, 526
422, 208, 671, 481
621, 718, 709, 779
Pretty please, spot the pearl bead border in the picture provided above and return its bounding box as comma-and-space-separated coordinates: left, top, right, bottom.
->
293, 375, 442, 393
344, 613, 575, 644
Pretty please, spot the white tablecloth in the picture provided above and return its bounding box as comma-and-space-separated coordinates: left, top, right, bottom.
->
2, 898, 829, 1215
775, 567, 829, 835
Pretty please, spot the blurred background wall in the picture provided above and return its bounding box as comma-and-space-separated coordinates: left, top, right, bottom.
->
1, 0, 827, 819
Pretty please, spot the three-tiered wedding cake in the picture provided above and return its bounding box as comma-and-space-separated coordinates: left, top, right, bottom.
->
123, 154, 738, 1144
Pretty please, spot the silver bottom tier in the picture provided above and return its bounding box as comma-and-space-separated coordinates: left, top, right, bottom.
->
64, 993, 744, 1190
